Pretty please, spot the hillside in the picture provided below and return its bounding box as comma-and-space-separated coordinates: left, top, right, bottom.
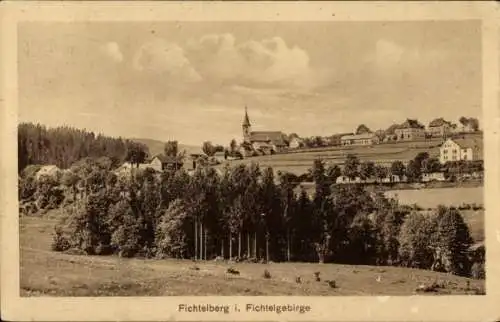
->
20, 214, 484, 296
215, 140, 443, 175
131, 138, 203, 157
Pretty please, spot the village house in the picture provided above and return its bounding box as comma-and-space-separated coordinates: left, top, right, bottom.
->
141, 154, 184, 171
428, 118, 452, 138
213, 151, 227, 164
394, 119, 426, 141
242, 106, 289, 153
422, 172, 446, 182
289, 136, 304, 149
329, 133, 353, 146
340, 133, 379, 146
439, 138, 483, 164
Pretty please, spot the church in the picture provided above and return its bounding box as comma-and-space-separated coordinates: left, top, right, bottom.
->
241, 106, 289, 154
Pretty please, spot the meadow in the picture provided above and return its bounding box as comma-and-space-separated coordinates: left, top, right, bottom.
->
384, 187, 484, 209
216, 141, 441, 175
20, 211, 484, 297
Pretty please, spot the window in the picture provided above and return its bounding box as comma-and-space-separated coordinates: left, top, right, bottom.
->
463, 155, 467, 160
443, 149, 448, 154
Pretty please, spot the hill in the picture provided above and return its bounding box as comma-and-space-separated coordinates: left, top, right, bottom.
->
131, 138, 203, 157
215, 140, 443, 176
20, 214, 484, 296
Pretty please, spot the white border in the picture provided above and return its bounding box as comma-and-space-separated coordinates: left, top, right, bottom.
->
1, 2, 499, 321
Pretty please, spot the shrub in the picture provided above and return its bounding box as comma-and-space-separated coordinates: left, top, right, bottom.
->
471, 262, 485, 280
51, 226, 71, 252
263, 269, 271, 279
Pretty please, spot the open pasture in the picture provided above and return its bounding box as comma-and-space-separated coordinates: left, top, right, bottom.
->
20, 215, 484, 296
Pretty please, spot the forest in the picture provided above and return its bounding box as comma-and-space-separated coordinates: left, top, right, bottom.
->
18, 156, 484, 280
18, 123, 149, 171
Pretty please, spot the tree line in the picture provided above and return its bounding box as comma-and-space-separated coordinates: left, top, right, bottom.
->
18, 155, 483, 279
18, 123, 149, 171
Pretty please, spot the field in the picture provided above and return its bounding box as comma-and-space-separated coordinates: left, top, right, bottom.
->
20, 214, 484, 296
216, 140, 442, 175
384, 187, 484, 209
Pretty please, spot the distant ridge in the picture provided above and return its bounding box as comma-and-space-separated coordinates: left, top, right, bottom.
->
131, 138, 203, 157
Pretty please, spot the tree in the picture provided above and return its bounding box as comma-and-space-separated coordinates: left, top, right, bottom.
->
422, 157, 441, 174
390, 160, 406, 178
356, 124, 372, 135
398, 212, 435, 269
155, 199, 192, 259
125, 142, 148, 167
432, 206, 473, 276
108, 199, 141, 257
229, 139, 237, 153
164, 140, 179, 157
325, 164, 341, 184
373, 165, 388, 182
359, 161, 375, 180
343, 154, 360, 180
405, 160, 421, 183
202, 141, 216, 156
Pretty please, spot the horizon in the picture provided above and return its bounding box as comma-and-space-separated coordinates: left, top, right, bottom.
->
18, 21, 482, 146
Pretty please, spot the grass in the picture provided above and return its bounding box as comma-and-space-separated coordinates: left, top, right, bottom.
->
215, 143, 440, 175
20, 214, 485, 297
384, 187, 483, 209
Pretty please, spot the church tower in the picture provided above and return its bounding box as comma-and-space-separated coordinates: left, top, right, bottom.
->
242, 105, 252, 143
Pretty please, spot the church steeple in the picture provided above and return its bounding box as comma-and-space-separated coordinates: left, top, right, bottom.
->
242, 105, 252, 143
243, 105, 251, 127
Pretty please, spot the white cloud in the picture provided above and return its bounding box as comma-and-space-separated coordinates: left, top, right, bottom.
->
133, 38, 202, 83
186, 33, 316, 89
102, 42, 124, 63
370, 39, 446, 68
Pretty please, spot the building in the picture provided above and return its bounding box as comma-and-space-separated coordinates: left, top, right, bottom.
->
428, 118, 452, 138
439, 138, 483, 164
329, 133, 353, 146
340, 133, 379, 146
422, 172, 446, 182
289, 137, 304, 149
394, 119, 425, 141
242, 106, 289, 153
142, 154, 184, 171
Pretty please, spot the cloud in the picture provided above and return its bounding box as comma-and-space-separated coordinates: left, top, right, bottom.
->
186, 33, 316, 89
370, 39, 446, 68
102, 42, 123, 63
133, 38, 202, 83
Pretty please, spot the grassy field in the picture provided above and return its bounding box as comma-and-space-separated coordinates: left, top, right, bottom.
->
20, 214, 484, 296
216, 142, 441, 175
384, 187, 484, 209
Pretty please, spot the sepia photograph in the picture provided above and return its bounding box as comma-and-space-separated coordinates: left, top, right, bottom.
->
1, 1, 500, 321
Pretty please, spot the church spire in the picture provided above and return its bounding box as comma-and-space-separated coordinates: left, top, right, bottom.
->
242, 105, 251, 127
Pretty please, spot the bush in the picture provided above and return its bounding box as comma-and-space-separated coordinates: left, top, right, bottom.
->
263, 269, 271, 279
51, 226, 71, 252
471, 262, 485, 280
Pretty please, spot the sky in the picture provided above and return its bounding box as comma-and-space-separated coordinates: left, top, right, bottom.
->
18, 21, 482, 146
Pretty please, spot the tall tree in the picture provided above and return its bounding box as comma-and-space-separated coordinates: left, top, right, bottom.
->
164, 140, 179, 157
343, 154, 360, 180
202, 141, 216, 156
390, 160, 406, 178
356, 124, 372, 135
359, 161, 375, 180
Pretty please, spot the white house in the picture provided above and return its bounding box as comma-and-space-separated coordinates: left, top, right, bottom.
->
439, 138, 483, 164
340, 133, 380, 146
336, 176, 362, 184
422, 172, 446, 182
